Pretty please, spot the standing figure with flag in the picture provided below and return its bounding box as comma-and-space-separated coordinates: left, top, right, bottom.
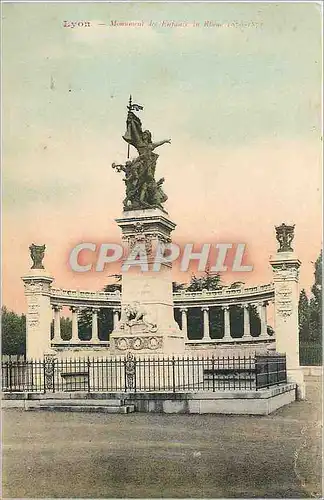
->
112, 97, 170, 211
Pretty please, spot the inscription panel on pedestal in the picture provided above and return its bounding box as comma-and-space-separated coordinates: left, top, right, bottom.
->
276, 283, 293, 320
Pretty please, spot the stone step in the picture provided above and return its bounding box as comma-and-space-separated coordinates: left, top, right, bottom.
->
25, 402, 135, 414
37, 399, 126, 407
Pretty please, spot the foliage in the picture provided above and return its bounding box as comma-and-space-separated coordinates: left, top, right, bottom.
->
1, 307, 26, 355
309, 251, 322, 342
298, 289, 310, 342
186, 269, 222, 292
298, 251, 322, 343
103, 274, 122, 293
172, 281, 186, 292
51, 317, 72, 341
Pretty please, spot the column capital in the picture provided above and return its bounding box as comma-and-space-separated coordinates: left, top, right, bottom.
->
201, 306, 209, 312
91, 306, 100, 313
70, 306, 80, 313
52, 304, 62, 311
222, 304, 230, 311
113, 307, 121, 313
179, 307, 188, 313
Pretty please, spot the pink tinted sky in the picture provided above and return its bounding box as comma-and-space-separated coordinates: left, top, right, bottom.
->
2, 2, 322, 313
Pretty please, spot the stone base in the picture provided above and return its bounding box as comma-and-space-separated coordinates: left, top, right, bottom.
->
112, 207, 185, 357
110, 328, 185, 356
287, 368, 306, 400
2, 383, 297, 415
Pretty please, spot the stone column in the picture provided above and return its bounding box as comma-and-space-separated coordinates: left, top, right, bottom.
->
91, 307, 100, 343
259, 301, 268, 339
22, 270, 54, 359
243, 304, 251, 339
52, 305, 62, 343
201, 306, 211, 341
70, 306, 79, 343
222, 305, 231, 341
270, 223, 305, 399
180, 308, 188, 339
113, 309, 120, 330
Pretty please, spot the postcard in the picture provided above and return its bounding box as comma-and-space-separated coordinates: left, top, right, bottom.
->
2, 2, 322, 499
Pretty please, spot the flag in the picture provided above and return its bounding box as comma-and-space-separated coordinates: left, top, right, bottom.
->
130, 103, 143, 112
123, 111, 143, 147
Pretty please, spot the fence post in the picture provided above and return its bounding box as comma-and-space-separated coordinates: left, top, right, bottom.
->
255, 356, 259, 390
124, 352, 136, 392
44, 354, 55, 393
8, 360, 13, 391
266, 358, 270, 388
87, 357, 91, 393
172, 356, 176, 393
211, 355, 215, 392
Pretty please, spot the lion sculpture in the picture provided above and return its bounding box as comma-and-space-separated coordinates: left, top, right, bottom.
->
120, 301, 157, 333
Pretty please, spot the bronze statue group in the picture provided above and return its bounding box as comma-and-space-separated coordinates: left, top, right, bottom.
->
112, 106, 170, 212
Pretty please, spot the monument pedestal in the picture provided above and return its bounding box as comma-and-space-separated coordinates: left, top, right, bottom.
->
109, 208, 185, 356
22, 269, 54, 360
270, 250, 305, 399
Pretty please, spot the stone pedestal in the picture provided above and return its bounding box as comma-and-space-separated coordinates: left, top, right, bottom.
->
22, 269, 54, 360
270, 251, 305, 399
110, 208, 185, 356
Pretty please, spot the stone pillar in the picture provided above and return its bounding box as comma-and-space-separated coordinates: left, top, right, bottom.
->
222, 305, 231, 341
243, 304, 251, 339
180, 308, 188, 339
70, 306, 79, 343
22, 270, 54, 359
91, 307, 100, 343
270, 223, 305, 399
259, 301, 268, 339
113, 309, 120, 330
110, 208, 185, 356
52, 305, 62, 343
201, 306, 211, 341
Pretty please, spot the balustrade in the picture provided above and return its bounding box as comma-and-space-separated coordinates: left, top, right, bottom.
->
175, 302, 274, 345
49, 298, 274, 348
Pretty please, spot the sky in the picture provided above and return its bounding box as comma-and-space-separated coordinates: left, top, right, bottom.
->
2, 2, 322, 313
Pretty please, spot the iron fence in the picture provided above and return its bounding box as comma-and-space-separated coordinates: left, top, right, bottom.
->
255, 355, 287, 389
1, 354, 287, 393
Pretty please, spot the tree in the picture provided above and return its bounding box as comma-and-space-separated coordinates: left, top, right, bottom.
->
186, 268, 221, 292
1, 307, 26, 355
103, 274, 122, 293
172, 281, 186, 293
60, 317, 72, 340
51, 317, 72, 341
309, 251, 322, 342
298, 289, 310, 342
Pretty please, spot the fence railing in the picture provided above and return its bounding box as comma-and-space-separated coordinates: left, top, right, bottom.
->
255, 355, 287, 389
1, 354, 287, 393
